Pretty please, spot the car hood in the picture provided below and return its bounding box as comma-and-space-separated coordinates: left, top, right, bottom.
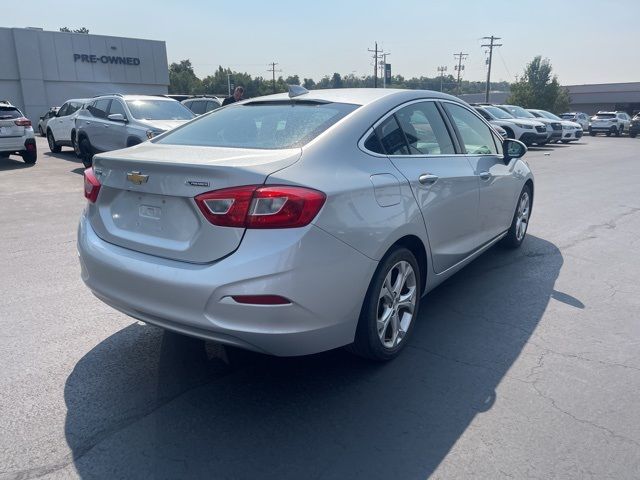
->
504, 118, 546, 127
139, 119, 191, 132
560, 120, 582, 128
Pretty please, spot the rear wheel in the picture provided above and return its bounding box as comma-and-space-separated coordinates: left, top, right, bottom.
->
79, 137, 93, 167
501, 184, 532, 249
21, 149, 37, 164
561, 140, 570, 144
47, 130, 61, 153
349, 247, 421, 361
631, 132, 637, 138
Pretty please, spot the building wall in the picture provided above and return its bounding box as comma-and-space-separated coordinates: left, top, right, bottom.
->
0, 27, 169, 121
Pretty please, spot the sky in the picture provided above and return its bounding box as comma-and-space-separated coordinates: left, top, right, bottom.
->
3, 0, 639, 86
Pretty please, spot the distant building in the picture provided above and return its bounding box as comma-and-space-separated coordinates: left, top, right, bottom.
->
0, 27, 169, 121
458, 82, 640, 115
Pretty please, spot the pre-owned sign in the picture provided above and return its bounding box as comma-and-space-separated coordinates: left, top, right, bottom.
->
74, 54, 141, 65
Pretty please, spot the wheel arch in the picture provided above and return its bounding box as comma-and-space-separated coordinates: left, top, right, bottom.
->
126, 136, 142, 147
383, 235, 428, 295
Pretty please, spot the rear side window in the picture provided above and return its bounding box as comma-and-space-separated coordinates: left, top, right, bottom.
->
395, 102, 455, 155
444, 103, 498, 155
377, 116, 409, 155
157, 101, 359, 149
189, 100, 206, 115
0, 107, 22, 119
205, 100, 220, 112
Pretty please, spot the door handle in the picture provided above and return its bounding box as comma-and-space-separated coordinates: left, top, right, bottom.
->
418, 173, 439, 185
479, 171, 492, 180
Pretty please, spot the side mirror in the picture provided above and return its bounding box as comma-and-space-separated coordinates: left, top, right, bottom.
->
107, 113, 127, 123
503, 138, 527, 162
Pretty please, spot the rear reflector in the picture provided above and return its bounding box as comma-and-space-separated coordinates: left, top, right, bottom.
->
195, 185, 326, 229
231, 295, 291, 305
83, 167, 101, 203
14, 117, 31, 127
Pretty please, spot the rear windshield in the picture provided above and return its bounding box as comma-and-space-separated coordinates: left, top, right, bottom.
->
595, 113, 615, 119
125, 100, 195, 121
0, 107, 22, 119
157, 101, 360, 149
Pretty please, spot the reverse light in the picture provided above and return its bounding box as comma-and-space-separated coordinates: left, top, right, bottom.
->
14, 117, 31, 127
83, 167, 101, 203
195, 185, 326, 229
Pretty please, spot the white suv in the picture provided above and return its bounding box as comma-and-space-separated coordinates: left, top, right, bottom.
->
46, 98, 88, 154
0, 100, 37, 164
473, 105, 548, 146
589, 111, 631, 137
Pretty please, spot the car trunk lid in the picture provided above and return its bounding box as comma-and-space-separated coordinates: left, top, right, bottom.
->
87, 143, 301, 263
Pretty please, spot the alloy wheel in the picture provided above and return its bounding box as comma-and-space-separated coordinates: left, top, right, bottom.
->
377, 260, 417, 349
515, 191, 530, 241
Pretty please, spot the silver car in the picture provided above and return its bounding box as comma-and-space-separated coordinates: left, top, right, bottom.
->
78, 88, 533, 360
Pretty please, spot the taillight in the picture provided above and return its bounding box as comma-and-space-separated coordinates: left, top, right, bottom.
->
83, 167, 101, 203
195, 185, 326, 229
14, 117, 31, 127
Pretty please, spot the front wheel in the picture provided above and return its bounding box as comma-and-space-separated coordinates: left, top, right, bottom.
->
47, 130, 61, 153
631, 133, 637, 138
348, 247, 421, 361
501, 184, 532, 249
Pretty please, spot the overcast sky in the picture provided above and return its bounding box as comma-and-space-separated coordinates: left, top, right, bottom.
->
3, 0, 639, 85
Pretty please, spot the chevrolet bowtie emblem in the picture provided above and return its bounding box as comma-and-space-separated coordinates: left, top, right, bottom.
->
126, 171, 149, 185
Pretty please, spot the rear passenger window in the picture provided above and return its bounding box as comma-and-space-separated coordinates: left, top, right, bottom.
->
443, 103, 498, 155
363, 131, 385, 154
190, 101, 206, 115
376, 116, 409, 155
205, 101, 220, 112
395, 102, 455, 155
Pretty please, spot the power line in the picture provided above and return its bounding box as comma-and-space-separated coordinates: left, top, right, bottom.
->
481, 35, 502, 103
437, 66, 448, 92
267, 62, 282, 94
453, 52, 469, 95
367, 42, 384, 88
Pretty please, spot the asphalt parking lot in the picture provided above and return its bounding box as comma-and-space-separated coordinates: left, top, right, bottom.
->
1, 135, 639, 479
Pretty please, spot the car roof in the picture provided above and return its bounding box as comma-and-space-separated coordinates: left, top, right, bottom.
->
121, 95, 176, 101
241, 88, 462, 107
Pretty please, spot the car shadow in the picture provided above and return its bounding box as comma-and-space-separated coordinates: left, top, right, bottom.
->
0, 157, 34, 171
43, 149, 83, 164
64, 235, 564, 479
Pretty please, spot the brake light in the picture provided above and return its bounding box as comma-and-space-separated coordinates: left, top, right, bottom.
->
195, 185, 326, 229
83, 167, 101, 203
14, 117, 31, 127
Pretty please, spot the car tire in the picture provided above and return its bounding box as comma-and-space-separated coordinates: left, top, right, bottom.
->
606, 132, 611, 137
500, 184, 532, 249
590, 131, 596, 136
561, 140, 570, 144
47, 130, 61, 153
79, 137, 94, 168
348, 247, 421, 361
21, 149, 37, 164
38, 125, 44, 136
631, 133, 637, 138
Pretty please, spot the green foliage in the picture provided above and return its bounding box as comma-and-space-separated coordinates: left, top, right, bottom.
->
507, 56, 570, 113
168, 60, 203, 94
59, 27, 90, 33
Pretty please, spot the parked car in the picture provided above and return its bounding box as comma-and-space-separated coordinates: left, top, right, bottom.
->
559, 112, 590, 130
46, 98, 88, 154
182, 96, 223, 115
629, 113, 640, 138
37, 107, 59, 136
473, 104, 547, 146
75, 94, 196, 167
0, 100, 37, 164
78, 88, 533, 361
588, 111, 631, 136
493, 124, 508, 139
527, 109, 583, 143
497, 104, 562, 144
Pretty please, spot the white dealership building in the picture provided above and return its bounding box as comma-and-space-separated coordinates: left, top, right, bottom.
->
0, 27, 169, 121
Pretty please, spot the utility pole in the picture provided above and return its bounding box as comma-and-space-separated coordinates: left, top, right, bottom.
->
227, 73, 232, 97
267, 62, 282, 94
379, 52, 391, 88
368, 42, 383, 88
453, 52, 468, 95
437, 66, 447, 92
481, 35, 502, 103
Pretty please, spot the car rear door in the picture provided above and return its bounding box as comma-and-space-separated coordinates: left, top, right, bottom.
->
442, 101, 517, 243
372, 100, 480, 274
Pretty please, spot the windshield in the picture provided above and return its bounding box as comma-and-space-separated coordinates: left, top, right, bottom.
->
157, 101, 359, 149
595, 113, 615, 119
500, 105, 535, 118
484, 106, 514, 119
536, 110, 562, 121
125, 100, 195, 121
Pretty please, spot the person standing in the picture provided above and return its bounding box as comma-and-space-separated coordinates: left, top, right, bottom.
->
222, 86, 244, 106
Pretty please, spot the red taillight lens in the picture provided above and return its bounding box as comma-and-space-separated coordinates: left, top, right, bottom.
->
14, 117, 31, 127
83, 167, 101, 203
231, 295, 291, 305
195, 185, 326, 229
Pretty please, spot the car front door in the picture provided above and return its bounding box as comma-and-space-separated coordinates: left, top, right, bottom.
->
49, 103, 69, 140
104, 99, 128, 152
374, 100, 480, 274
442, 101, 518, 243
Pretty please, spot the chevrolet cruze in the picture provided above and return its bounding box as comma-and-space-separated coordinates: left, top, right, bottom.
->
78, 88, 533, 360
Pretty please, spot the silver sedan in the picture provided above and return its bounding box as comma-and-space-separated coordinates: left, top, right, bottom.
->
78, 88, 533, 360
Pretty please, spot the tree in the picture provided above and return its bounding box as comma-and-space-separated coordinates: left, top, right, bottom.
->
303, 78, 316, 90
59, 27, 89, 33
285, 75, 300, 86
168, 59, 202, 94
507, 56, 570, 113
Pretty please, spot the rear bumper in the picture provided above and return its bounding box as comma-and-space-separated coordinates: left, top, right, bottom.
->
0, 133, 34, 152
78, 214, 378, 356
589, 125, 617, 133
